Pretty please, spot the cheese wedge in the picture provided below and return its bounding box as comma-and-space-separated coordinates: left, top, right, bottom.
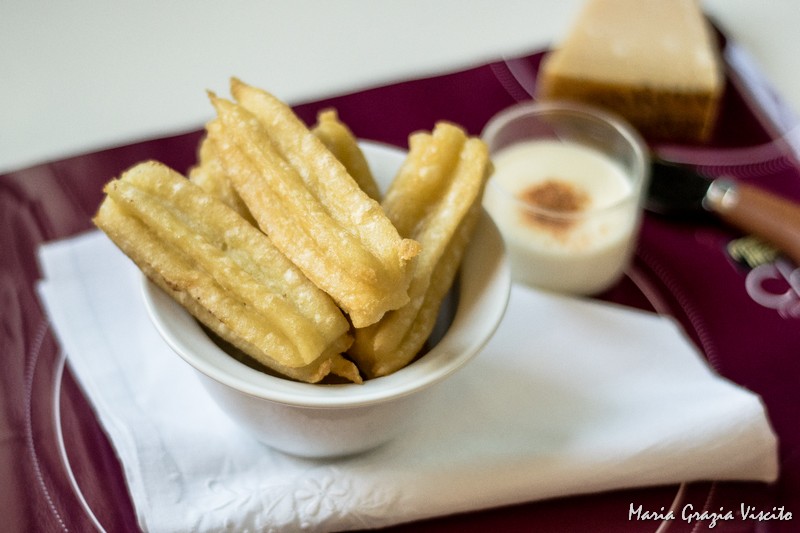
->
537, 0, 724, 142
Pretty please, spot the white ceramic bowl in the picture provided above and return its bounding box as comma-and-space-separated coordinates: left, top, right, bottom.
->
142, 141, 510, 458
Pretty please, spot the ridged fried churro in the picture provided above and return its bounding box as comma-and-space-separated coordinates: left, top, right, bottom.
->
189, 134, 256, 225
93, 160, 360, 384
311, 109, 381, 201
209, 81, 420, 328
192, 108, 376, 219
348, 122, 492, 378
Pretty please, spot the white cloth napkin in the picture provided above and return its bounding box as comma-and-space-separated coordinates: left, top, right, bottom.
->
37, 231, 779, 533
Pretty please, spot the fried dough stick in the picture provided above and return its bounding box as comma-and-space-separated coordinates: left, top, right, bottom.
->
189, 134, 256, 225
348, 123, 492, 378
311, 109, 381, 201
192, 109, 375, 219
210, 84, 419, 328
93, 161, 360, 384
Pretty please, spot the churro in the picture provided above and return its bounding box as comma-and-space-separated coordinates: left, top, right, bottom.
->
93, 161, 359, 383
311, 109, 381, 201
348, 122, 492, 378
189, 134, 256, 225
210, 81, 420, 327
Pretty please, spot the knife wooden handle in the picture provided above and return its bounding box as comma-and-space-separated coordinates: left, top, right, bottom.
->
706, 179, 800, 266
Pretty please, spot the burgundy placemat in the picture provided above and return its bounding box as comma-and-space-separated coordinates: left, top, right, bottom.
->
3, 40, 799, 532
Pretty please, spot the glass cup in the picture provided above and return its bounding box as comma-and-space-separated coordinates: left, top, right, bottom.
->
481, 100, 649, 295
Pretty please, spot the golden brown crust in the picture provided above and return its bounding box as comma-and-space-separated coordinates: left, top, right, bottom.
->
311, 109, 382, 201
209, 81, 420, 327
188, 134, 257, 225
93, 161, 360, 384
348, 123, 492, 378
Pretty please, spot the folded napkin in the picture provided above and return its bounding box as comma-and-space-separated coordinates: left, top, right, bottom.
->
37, 231, 778, 532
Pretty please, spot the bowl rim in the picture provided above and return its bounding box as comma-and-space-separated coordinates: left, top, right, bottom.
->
140, 140, 511, 409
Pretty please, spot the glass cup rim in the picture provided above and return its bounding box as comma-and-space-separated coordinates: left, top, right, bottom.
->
481, 100, 650, 219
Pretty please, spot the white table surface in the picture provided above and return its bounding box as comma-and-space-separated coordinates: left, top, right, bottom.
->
2, 0, 799, 174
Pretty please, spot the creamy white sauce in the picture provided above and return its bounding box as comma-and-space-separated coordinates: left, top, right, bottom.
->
483, 139, 641, 294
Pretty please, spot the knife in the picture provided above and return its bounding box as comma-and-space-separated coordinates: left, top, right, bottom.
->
647, 160, 800, 265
